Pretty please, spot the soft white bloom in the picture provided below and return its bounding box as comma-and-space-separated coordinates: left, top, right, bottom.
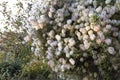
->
48, 60, 55, 68
55, 35, 61, 41
105, 0, 111, 4
80, 28, 87, 34
61, 65, 65, 72
96, 6, 102, 13
113, 32, 119, 37
72, 13, 78, 21
103, 27, 109, 33
64, 38, 69, 44
31, 20, 45, 29
48, 30, 55, 38
30, 21, 39, 30
89, 11, 95, 17
107, 47, 116, 55
83, 40, 90, 49
54, 66, 59, 72
40, 15, 47, 23
55, 51, 61, 56
63, 46, 69, 53
88, 30, 93, 35
58, 22, 62, 27
24, 35, 31, 42
82, 9, 89, 17
100, 11, 107, 19
75, 31, 82, 40
58, 41, 63, 47
68, 38, 76, 47
93, 25, 101, 32
83, 35, 89, 40
58, 46, 62, 51
88, 0, 93, 4
34, 48, 40, 56
106, 25, 112, 29
85, 26, 91, 31
97, 31, 105, 40
109, 6, 116, 15
90, 34, 96, 41
93, 0, 98, 8
83, 53, 88, 57
58, 42, 63, 51
81, 16, 86, 21
61, 29, 66, 37
77, 5, 85, 11
59, 58, 66, 64
57, 9, 64, 17
83, 77, 89, 80
50, 41, 58, 47
80, 57, 84, 62
69, 50, 74, 55
31, 47, 34, 52
75, 25, 80, 29
69, 58, 75, 65
66, 53, 70, 58
79, 44, 85, 51
96, 39, 102, 44
47, 40, 52, 44
49, 6, 56, 12
67, 19, 72, 25
105, 38, 112, 45
65, 64, 71, 70
48, 11, 53, 18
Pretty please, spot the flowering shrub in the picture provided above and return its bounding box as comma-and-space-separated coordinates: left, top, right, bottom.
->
0, 0, 120, 80
28, 0, 120, 79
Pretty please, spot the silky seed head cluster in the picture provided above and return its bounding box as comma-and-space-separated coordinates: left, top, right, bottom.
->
29, 0, 120, 72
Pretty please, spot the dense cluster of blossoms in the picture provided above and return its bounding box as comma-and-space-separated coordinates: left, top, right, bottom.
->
28, 0, 120, 72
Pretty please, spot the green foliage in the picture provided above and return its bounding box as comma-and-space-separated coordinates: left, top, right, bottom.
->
90, 15, 100, 25
20, 59, 51, 80
0, 32, 53, 80
0, 62, 21, 78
